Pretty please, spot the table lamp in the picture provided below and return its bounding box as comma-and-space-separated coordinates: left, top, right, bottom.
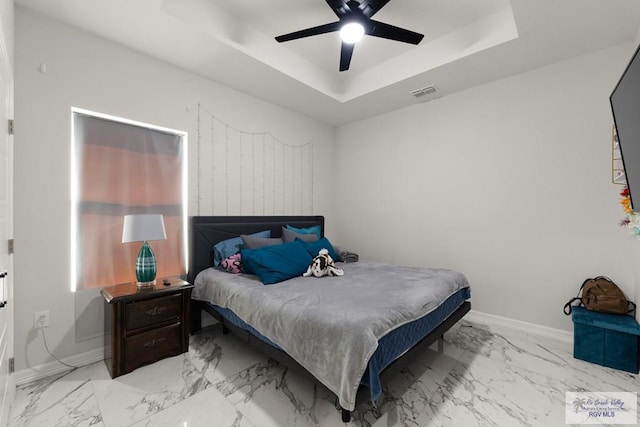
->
122, 214, 167, 288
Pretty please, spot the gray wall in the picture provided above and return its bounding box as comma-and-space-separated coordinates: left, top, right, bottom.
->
333, 43, 640, 332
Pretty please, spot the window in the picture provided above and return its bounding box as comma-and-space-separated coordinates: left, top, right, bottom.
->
71, 109, 187, 291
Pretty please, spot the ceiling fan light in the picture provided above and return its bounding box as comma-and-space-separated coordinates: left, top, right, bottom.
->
340, 23, 364, 44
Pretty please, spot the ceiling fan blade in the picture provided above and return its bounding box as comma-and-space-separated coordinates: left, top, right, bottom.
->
368, 20, 424, 44
275, 21, 342, 43
325, 0, 348, 18
340, 42, 355, 71
358, 0, 392, 18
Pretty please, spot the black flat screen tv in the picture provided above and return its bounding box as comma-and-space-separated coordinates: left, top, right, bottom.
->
611, 42, 640, 212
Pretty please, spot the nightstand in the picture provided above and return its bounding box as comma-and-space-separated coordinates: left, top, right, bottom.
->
101, 277, 194, 378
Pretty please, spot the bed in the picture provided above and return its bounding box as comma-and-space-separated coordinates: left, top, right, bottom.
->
188, 215, 471, 422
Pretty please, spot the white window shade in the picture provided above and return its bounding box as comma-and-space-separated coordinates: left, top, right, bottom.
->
72, 110, 186, 290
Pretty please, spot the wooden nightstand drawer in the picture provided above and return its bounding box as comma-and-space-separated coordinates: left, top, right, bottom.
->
125, 294, 181, 331
101, 278, 194, 378
124, 323, 182, 373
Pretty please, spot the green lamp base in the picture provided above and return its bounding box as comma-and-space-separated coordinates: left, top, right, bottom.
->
136, 241, 157, 289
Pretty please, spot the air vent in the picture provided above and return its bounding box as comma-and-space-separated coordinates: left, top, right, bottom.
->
410, 85, 439, 102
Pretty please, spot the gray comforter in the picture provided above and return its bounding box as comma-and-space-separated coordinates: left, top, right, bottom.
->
193, 260, 469, 411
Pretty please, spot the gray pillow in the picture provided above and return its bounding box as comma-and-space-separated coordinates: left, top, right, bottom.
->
241, 234, 283, 249
213, 229, 270, 267
281, 226, 318, 243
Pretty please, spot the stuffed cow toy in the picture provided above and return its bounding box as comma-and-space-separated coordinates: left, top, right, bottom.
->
303, 248, 344, 278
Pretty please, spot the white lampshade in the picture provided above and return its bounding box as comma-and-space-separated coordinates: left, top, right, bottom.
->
122, 214, 167, 243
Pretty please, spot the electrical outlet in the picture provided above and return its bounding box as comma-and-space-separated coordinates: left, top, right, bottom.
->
34, 310, 50, 329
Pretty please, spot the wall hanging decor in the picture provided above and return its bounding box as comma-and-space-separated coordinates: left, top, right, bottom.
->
196, 104, 314, 216
614, 125, 640, 237
612, 125, 626, 185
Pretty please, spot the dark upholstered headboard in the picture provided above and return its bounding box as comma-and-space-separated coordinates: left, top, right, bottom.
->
188, 216, 325, 283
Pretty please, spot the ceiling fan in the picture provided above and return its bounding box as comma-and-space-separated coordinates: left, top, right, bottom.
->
274, 0, 424, 72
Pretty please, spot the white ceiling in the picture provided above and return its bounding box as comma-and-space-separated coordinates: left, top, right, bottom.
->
15, 0, 640, 126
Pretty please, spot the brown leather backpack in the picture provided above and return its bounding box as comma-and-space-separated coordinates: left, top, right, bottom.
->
564, 276, 636, 315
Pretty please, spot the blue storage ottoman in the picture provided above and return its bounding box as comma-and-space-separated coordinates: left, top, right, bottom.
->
571, 306, 640, 373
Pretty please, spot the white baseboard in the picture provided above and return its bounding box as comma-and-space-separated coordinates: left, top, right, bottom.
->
465, 310, 573, 344
14, 311, 572, 386
15, 347, 104, 386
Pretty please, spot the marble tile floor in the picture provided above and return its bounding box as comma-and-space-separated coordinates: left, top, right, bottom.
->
10, 319, 640, 427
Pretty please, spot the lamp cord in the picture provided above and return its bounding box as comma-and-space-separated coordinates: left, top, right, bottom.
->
40, 328, 81, 369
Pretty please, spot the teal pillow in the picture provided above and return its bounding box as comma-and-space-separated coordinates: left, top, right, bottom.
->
298, 237, 339, 263
213, 230, 270, 267
286, 224, 322, 239
240, 240, 313, 285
